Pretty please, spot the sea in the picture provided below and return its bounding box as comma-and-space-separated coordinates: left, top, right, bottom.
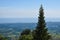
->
0, 22, 60, 37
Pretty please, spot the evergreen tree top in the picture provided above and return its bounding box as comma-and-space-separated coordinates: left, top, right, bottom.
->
40, 4, 43, 10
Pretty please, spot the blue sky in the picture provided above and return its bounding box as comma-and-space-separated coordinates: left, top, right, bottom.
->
0, 0, 60, 18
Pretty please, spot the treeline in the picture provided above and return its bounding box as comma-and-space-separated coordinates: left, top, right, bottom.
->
0, 5, 51, 40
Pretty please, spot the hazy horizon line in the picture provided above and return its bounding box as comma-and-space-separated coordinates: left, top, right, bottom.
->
0, 18, 60, 23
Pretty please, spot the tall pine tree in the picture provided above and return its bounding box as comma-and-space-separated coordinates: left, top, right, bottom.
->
33, 5, 50, 40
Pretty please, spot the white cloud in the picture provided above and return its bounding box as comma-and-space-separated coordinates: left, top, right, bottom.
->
0, 7, 60, 18
0, 7, 38, 18
45, 9, 60, 18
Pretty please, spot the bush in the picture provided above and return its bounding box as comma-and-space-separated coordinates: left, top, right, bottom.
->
19, 34, 33, 40
19, 29, 33, 40
21, 29, 31, 35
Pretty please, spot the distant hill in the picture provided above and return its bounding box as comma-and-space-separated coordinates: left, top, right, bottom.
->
0, 22, 60, 37
0, 18, 60, 23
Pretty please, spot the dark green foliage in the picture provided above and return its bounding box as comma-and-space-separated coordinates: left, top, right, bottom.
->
19, 34, 33, 40
19, 29, 33, 40
33, 5, 51, 40
21, 29, 31, 35
0, 35, 7, 40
